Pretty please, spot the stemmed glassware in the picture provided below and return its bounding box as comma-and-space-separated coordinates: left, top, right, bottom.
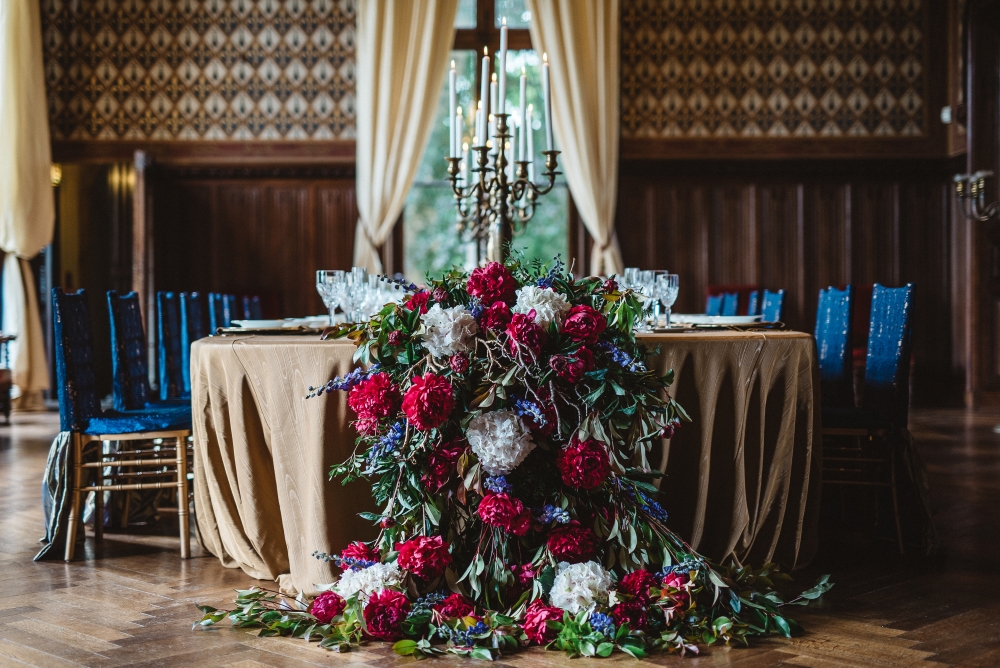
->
656, 273, 679, 327
319, 267, 411, 324
316, 270, 344, 324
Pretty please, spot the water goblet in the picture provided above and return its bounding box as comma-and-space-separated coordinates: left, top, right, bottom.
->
656, 273, 679, 327
316, 270, 344, 324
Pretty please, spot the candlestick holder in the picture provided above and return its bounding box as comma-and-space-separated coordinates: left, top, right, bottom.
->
955, 171, 1000, 222
446, 113, 561, 264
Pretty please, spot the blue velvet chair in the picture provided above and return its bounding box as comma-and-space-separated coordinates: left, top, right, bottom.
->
705, 294, 723, 315
761, 289, 785, 322
720, 292, 739, 316
54, 288, 191, 561
822, 283, 914, 553
814, 286, 854, 408
208, 292, 237, 331
747, 290, 760, 316
242, 295, 262, 320
157, 292, 187, 401
180, 292, 206, 395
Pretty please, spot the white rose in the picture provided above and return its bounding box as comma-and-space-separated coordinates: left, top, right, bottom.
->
334, 562, 404, 601
467, 409, 536, 475
420, 304, 478, 358
549, 561, 614, 614
512, 286, 571, 329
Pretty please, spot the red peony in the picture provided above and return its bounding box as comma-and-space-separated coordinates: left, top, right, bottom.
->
347, 372, 401, 423
557, 438, 611, 490
546, 522, 600, 563
404, 290, 431, 314
561, 305, 607, 344
387, 330, 405, 346
402, 373, 455, 431
619, 569, 657, 603
434, 593, 476, 618
395, 535, 453, 580
432, 287, 449, 303
450, 353, 469, 374
479, 301, 513, 330
309, 590, 346, 624
661, 571, 691, 607
522, 599, 564, 644
421, 440, 466, 492
341, 541, 379, 564
549, 346, 594, 384
477, 492, 532, 536
506, 311, 545, 358
611, 601, 648, 631
363, 589, 411, 640
467, 262, 517, 305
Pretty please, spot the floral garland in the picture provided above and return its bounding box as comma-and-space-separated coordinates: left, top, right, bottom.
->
196, 257, 831, 658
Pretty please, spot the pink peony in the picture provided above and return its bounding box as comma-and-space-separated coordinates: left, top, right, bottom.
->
395, 535, 453, 580
561, 305, 607, 344
610, 601, 648, 631
421, 440, 466, 492
619, 569, 657, 603
405, 290, 431, 314
557, 438, 611, 490
549, 347, 594, 384
522, 599, 564, 644
309, 590, 346, 624
506, 311, 545, 358
660, 571, 691, 607
402, 373, 455, 431
340, 541, 379, 564
477, 492, 532, 536
363, 589, 411, 640
479, 301, 513, 330
467, 262, 517, 305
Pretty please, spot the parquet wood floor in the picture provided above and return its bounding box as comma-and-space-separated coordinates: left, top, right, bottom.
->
0, 410, 997, 667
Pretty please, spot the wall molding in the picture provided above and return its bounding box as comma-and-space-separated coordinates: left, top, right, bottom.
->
51, 140, 356, 166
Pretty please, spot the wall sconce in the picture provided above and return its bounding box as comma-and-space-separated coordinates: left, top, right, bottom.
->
50, 163, 62, 188
954, 171, 999, 222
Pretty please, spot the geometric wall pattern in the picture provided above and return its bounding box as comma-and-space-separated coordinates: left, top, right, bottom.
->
621, 0, 927, 138
41, 0, 356, 141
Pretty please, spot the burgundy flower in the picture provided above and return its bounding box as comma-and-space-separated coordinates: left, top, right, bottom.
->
660, 571, 691, 608
347, 372, 401, 423
434, 593, 476, 619
561, 305, 607, 344
522, 389, 557, 437
432, 287, 450, 303
477, 492, 532, 536
450, 353, 469, 374
395, 535, 453, 580
506, 311, 545, 358
309, 590, 346, 624
467, 261, 517, 305
546, 522, 599, 563
557, 438, 611, 490
602, 278, 618, 293
405, 290, 431, 314
387, 330, 406, 346
363, 589, 411, 640
341, 541, 379, 564
549, 347, 594, 384
479, 301, 512, 330
421, 440, 466, 492
660, 419, 680, 439
610, 601, 648, 631
619, 569, 657, 603
402, 373, 455, 431
511, 563, 535, 586
522, 599, 564, 644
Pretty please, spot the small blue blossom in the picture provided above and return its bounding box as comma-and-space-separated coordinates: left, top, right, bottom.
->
598, 342, 646, 372
411, 591, 448, 614
468, 296, 484, 319
589, 612, 615, 637
536, 504, 571, 524
514, 398, 547, 426
311, 550, 378, 571
658, 558, 703, 578
441, 620, 490, 646
621, 484, 669, 522
484, 475, 513, 494
364, 421, 406, 472
307, 363, 382, 398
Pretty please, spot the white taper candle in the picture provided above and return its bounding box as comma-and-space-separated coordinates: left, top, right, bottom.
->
542, 53, 553, 151
526, 104, 535, 181
448, 61, 456, 157
518, 66, 527, 160
498, 18, 508, 123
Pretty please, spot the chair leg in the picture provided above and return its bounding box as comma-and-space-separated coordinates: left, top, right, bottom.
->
64, 434, 83, 561
177, 435, 190, 559
890, 449, 905, 555
94, 489, 104, 542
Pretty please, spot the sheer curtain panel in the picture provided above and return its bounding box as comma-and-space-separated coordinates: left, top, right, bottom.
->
0, 0, 54, 398
526, 0, 623, 276
354, 0, 460, 273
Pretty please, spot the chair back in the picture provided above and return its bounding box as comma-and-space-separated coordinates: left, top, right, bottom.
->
814, 286, 854, 407
720, 292, 739, 316
747, 290, 759, 316
52, 289, 102, 432
157, 292, 185, 401
241, 295, 263, 320
761, 289, 785, 322
208, 292, 236, 331
180, 292, 206, 394
107, 291, 152, 411
863, 283, 914, 426
705, 294, 722, 315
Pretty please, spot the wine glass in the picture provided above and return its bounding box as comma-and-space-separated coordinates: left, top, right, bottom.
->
656, 273, 679, 327
316, 270, 344, 325
341, 267, 367, 323
623, 267, 641, 291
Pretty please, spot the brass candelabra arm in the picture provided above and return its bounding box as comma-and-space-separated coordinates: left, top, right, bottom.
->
955, 171, 1000, 223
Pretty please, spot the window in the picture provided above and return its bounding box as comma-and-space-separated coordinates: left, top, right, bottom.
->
403, 0, 568, 281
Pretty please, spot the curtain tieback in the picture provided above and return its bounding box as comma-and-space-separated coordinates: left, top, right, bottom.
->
597, 239, 612, 253
360, 224, 379, 248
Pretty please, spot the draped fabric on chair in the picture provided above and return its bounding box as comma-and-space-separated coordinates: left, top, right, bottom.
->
527, 0, 623, 275
353, 0, 460, 273
0, 0, 55, 403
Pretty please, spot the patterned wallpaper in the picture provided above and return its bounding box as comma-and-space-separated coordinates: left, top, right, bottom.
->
42, 0, 356, 141
621, 0, 928, 138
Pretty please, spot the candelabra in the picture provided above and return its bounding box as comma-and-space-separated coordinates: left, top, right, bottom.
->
445, 113, 561, 264
954, 171, 1000, 222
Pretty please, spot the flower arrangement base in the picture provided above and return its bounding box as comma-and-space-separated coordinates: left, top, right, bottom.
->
196, 258, 831, 658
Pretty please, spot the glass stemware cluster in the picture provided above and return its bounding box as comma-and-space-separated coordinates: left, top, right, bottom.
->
316, 268, 407, 324
622, 268, 679, 329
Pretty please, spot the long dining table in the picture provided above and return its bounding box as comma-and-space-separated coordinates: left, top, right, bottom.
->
191, 330, 821, 596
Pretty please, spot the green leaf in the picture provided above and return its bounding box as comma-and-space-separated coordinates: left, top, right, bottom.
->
596, 642, 614, 657
773, 615, 792, 638
423, 500, 442, 526
393, 639, 418, 656
470, 647, 495, 661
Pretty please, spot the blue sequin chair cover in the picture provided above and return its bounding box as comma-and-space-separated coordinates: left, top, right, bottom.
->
761, 289, 785, 322
208, 292, 237, 331
863, 283, 914, 427
747, 290, 760, 316
242, 295, 262, 320
720, 292, 739, 316
180, 292, 206, 394
814, 286, 854, 408
705, 294, 722, 315
157, 292, 187, 401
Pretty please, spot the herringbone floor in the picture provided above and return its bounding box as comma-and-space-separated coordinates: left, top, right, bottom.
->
0, 410, 997, 666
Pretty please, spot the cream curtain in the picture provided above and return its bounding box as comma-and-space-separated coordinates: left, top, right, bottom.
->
526, 0, 623, 276
0, 0, 54, 398
354, 0, 460, 272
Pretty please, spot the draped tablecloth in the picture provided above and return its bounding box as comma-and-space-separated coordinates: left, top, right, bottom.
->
193, 331, 820, 595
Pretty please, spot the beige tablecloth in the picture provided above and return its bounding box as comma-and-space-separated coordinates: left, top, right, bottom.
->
193, 331, 820, 595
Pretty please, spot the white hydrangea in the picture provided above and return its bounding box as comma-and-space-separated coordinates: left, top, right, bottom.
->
549, 561, 614, 614
467, 409, 536, 475
333, 562, 404, 601
512, 286, 571, 328
420, 304, 478, 358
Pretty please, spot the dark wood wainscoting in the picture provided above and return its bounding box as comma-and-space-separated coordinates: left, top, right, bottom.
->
616, 158, 965, 406
152, 166, 359, 318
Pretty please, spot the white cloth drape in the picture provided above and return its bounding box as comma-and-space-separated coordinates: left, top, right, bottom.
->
354, 0, 460, 272
0, 0, 54, 396
527, 0, 623, 276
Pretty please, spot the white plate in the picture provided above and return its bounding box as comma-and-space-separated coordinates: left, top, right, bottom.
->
670, 314, 763, 325
231, 319, 286, 329
283, 315, 334, 328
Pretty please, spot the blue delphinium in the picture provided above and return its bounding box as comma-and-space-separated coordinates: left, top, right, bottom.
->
443, 620, 490, 647
484, 475, 513, 494
589, 612, 616, 638
536, 504, 571, 524
468, 296, 484, 319
514, 398, 547, 427
658, 558, 703, 578
599, 341, 646, 372
307, 363, 382, 398
311, 550, 378, 571
621, 484, 669, 522
411, 591, 448, 614
364, 421, 406, 472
